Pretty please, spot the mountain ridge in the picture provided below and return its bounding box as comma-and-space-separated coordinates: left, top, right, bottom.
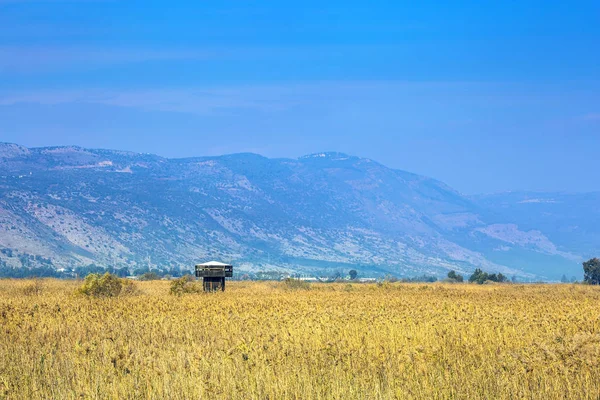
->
0, 142, 594, 279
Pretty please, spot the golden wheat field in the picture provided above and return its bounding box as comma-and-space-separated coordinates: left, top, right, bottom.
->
1, 279, 600, 399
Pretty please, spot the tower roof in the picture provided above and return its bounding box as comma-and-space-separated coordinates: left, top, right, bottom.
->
196, 261, 232, 267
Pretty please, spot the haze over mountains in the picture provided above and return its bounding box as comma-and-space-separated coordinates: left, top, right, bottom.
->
0, 142, 596, 280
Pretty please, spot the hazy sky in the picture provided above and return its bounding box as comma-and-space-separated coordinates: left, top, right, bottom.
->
1, 0, 599, 194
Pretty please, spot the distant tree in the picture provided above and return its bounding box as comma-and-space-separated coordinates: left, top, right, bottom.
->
256, 270, 284, 280
469, 269, 487, 284
447, 270, 464, 282
583, 258, 600, 285
469, 269, 507, 284
330, 270, 344, 281
414, 274, 437, 283
570, 276, 577, 283
349, 269, 358, 280
139, 271, 160, 281
111, 267, 129, 277
561, 274, 569, 283
74, 264, 105, 279
133, 267, 150, 276
511, 275, 518, 283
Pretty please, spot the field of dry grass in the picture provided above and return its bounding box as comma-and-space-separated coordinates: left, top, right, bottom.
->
1, 279, 600, 399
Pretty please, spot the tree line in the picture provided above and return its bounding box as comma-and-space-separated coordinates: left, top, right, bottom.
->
2, 258, 599, 284
442, 269, 509, 284
445, 257, 600, 285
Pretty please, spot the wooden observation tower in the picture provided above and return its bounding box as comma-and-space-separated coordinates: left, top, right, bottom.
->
195, 261, 233, 291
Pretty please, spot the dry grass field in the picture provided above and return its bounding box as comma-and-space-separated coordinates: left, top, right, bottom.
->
1, 279, 600, 399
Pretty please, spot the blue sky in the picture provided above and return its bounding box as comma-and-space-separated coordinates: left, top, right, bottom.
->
0, 0, 599, 194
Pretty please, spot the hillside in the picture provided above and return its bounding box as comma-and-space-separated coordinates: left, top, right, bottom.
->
0, 143, 593, 279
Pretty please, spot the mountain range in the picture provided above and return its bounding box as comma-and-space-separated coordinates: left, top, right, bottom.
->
0, 142, 597, 280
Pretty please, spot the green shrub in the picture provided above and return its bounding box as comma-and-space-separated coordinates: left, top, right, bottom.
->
282, 278, 311, 290
78, 272, 134, 297
138, 272, 160, 281
120, 279, 137, 296
170, 275, 202, 295
22, 279, 44, 296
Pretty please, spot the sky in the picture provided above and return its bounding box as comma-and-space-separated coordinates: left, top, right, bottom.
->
0, 0, 599, 194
